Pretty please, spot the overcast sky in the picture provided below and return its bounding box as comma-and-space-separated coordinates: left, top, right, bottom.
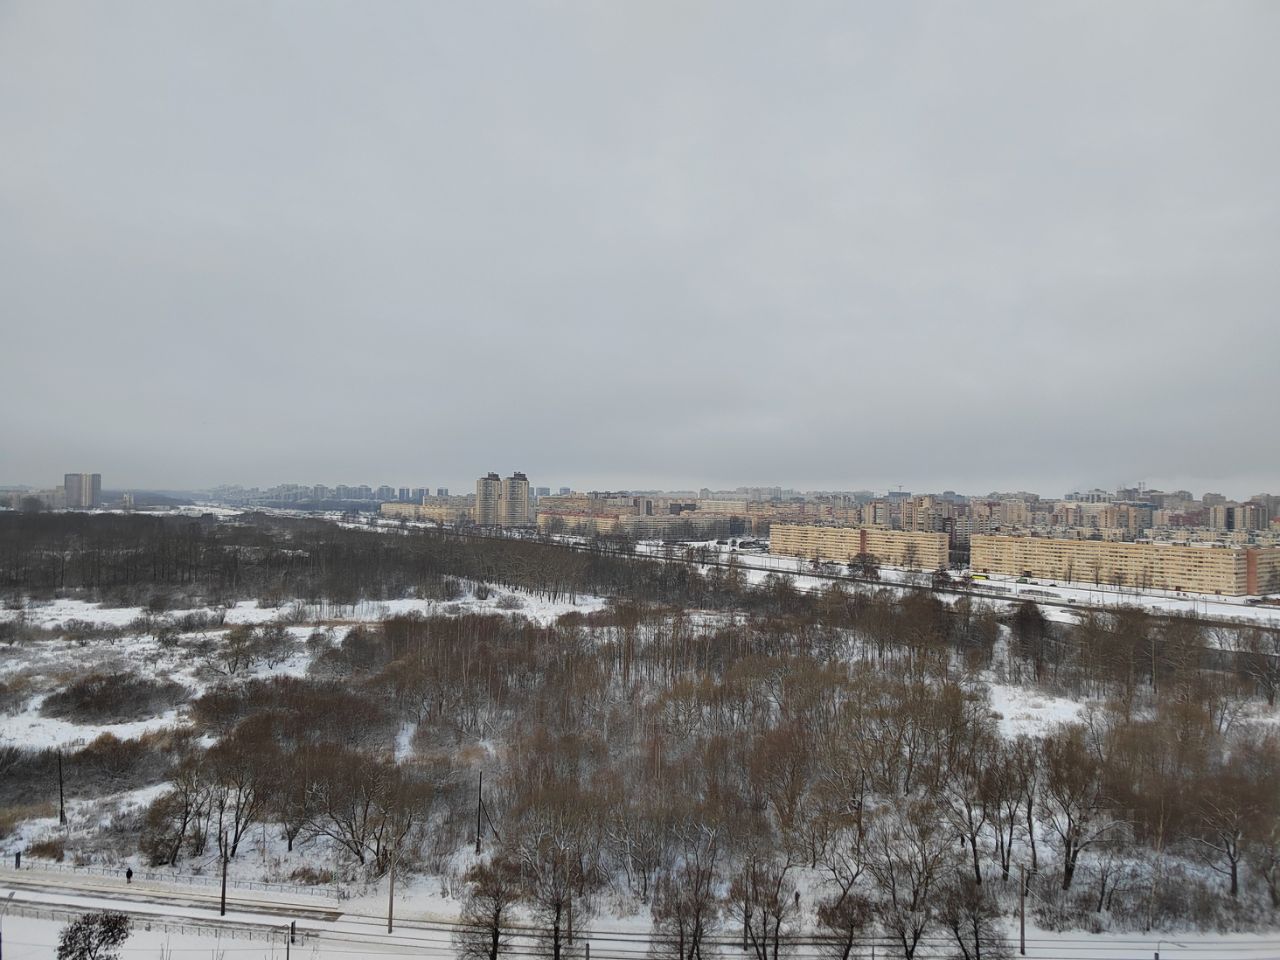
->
2, 2, 1277, 498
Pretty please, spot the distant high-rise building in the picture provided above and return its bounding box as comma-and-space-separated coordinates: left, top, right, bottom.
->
64, 473, 101, 508
501, 472, 532, 526
476, 471, 533, 527
534, 486, 550, 497
437, 487, 449, 497
476, 473, 502, 526
376, 485, 395, 501
1211, 503, 1269, 532
397, 487, 411, 502
558, 487, 571, 496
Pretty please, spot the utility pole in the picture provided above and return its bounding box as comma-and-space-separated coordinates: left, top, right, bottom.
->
1152, 633, 1158, 695
387, 847, 397, 934
220, 834, 228, 917
475, 772, 483, 855
1019, 864, 1026, 956
57, 751, 66, 826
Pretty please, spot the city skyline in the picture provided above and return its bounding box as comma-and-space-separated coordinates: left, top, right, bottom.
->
4, 469, 1278, 505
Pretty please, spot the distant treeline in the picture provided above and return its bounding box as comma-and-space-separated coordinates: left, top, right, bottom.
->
0, 512, 690, 607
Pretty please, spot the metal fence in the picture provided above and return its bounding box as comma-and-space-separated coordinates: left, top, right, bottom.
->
2, 899, 309, 944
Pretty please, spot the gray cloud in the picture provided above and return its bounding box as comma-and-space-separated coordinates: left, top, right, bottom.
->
2, 1, 1277, 497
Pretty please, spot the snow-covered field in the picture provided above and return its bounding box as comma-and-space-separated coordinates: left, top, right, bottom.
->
3, 887, 1279, 960
984, 681, 1087, 738
0, 584, 606, 754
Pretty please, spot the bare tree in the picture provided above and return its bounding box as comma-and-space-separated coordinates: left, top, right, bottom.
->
1194, 735, 1275, 898
864, 798, 956, 960
937, 875, 1012, 960
981, 742, 1023, 882
650, 833, 721, 960
815, 891, 873, 960
56, 911, 133, 960
727, 851, 799, 960
512, 809, 598, 960
454, 858, 523, 960
1040, 725, 1114, 891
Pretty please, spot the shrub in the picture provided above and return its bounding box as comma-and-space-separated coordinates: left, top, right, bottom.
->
28, 836, 66, 861
0, 801, 57, 839
290, 865, 336, 885
41, 672, 188, 724
62, 619, 105, 646
305, 629, 332, 655
0, 675, 34, 715
70, 733, 170, 792
191, 676, 393, 748
174, 609, 224, 631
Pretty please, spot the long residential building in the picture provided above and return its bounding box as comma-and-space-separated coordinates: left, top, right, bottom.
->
971, 534, 1280, 596
769, 524, 950, 570
380, 500, 472, 525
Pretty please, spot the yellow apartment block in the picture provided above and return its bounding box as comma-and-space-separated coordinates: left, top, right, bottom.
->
770, 524, 950, 570
970, 535, 1280, 596
536, 513, 622, 536
379, 502, 471, 524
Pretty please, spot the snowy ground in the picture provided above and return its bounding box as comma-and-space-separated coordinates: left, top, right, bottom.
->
983, 681, 1087, 738
3, 885, 1279, 960
0, 585, 606, 753
0, 588, 607, 633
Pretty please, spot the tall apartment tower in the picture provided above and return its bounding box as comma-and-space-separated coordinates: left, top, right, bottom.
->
501, 472, 531, 527
64, 473, 102, 508
475, 473, 502, 526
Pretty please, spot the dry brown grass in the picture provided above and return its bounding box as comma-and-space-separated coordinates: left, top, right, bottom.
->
0, 801, 57, 839
26, 835, 66, 861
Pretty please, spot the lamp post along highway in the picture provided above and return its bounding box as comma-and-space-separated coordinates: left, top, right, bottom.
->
1, 891, 16, 960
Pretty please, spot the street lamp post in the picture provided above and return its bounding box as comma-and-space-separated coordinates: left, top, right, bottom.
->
1, 890, 16, 960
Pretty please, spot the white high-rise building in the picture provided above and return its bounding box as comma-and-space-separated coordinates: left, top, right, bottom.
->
64, 473, 101, 508
501, 472, 531, 527
475, 471, 533, 527
476, 473, 502, 526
